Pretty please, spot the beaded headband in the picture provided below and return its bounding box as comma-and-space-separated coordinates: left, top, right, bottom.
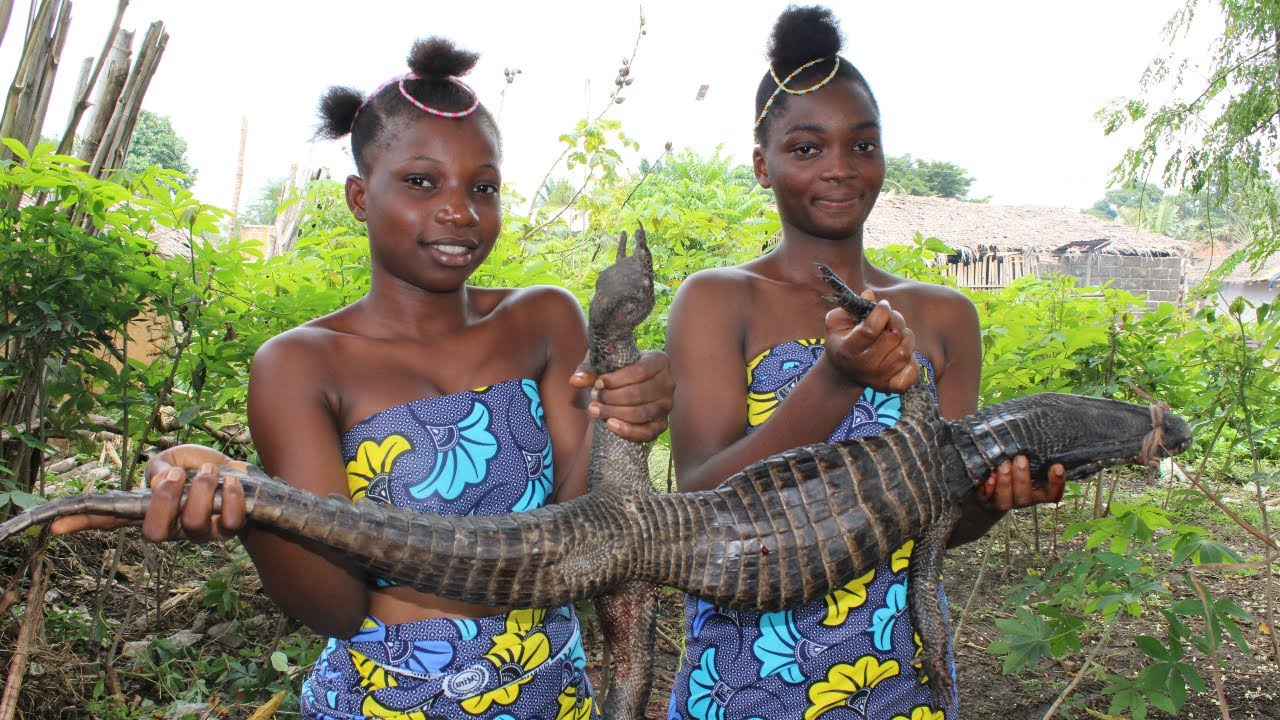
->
353, 73, 480, 124
753, 56, 842, 130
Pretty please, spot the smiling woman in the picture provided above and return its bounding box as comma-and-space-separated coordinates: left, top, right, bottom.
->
662, 5, 1064, 719
50, 34, 675, 720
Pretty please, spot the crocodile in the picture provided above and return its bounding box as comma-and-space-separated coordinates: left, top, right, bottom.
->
0, 233, 1193, 710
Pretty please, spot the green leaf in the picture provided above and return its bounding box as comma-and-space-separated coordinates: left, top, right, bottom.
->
2, 138, 31, 161
990, 608, 1052, 673
1135, 635, 1169, 660
270, 650, 289, 672
176, 404, 203, 426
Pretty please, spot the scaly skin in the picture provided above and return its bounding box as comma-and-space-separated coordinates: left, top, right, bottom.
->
0, 256, 1193, 708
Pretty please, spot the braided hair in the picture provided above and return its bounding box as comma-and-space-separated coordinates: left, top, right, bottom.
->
753, 6, 878, 143
316, 37, 500, 173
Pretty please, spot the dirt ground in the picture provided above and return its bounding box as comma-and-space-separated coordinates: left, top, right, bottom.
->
3, 510, 1279, 719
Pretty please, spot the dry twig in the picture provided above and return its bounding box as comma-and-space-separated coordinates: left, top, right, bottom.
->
0, 534, 49, 720
1188, 569, 1232, 720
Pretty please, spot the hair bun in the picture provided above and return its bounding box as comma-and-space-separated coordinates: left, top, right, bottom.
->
316, 86, 364, 140
767, 5, 844, 71
408, 37, 480, 79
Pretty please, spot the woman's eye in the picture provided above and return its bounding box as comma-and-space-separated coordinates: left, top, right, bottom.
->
475, 182, 500, 195
855, 141, 879, 153
406, 176, 434, 188
793, 144, 819, 157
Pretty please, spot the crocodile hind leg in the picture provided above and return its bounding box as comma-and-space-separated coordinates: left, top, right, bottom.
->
597, 581, 661, 720
906, 505, 961, 708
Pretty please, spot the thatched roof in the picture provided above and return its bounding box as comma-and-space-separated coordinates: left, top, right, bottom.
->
863, 194, 1187, 260
148, 222, 194, 259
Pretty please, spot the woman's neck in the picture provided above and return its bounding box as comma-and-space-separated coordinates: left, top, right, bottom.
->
769, 230, 874, 292
357, 273, 475, 339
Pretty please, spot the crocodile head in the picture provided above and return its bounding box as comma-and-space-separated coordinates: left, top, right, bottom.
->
952, 393, 1193, 485
587, 225, 655, 373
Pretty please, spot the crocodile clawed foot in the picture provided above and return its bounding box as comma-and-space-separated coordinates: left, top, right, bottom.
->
913, 653, 955, 709
815, 263, 876, 320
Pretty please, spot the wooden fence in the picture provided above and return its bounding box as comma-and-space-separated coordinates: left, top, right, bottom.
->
940, 251, 1030, 290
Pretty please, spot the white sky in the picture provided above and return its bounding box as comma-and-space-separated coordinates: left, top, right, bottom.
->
3, 0, 1216, 213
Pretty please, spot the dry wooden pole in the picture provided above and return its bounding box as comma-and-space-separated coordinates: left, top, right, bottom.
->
21, 0, 69, 152
269, 163, 299, 257
60, 55, 91, 141
91, 20, 166, 178
229, 115, 247, 235
56, 0, 126, 156
106, 21, 166, 173
76, 26, 130, 164
0, 0, 55, 159
0, 540, 48, 720
0, 0, 15, 50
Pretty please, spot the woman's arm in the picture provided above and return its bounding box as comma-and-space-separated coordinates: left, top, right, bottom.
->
235, 333, 371, 638
668, 271, 918, 492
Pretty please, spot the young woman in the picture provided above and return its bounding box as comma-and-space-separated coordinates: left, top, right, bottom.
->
663, 7, 1065, 719
56, 37, 671, 720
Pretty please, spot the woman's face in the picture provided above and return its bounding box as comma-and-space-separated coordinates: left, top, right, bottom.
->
346, 112, 503, 293
753, 80, 885, 242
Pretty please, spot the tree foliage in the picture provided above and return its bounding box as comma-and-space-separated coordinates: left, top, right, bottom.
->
1082, 182, 1239, 242
124, 109, 197, 188
1098, 0, 1280, 276
239, 176, 287, 226
884, 153, 976, 200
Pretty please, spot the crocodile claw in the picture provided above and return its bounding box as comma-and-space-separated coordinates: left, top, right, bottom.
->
816, 263, 877, 321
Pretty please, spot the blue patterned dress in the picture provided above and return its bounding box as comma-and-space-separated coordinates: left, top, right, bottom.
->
300, 379, 599, 720
667, 341, 958, 720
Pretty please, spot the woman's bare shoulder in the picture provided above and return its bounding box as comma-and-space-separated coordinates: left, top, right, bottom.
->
674, 265, 760, 304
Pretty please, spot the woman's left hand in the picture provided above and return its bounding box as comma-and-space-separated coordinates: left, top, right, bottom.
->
571, 350, 673, 442
977, 456, 1067, 511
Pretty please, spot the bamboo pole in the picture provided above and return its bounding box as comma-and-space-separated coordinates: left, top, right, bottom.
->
76, 27, 130, 164
56, 0, 126, 156
21, 0, 69, 152
59, 55, 91, 146
0, 0, 54, 159
229, 115, 247, 235
0, 1, 15, 50
270, 163, 299, 257
92, 20, 165, 178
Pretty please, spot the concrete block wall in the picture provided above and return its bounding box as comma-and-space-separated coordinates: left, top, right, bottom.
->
1038, 253, 1184, 307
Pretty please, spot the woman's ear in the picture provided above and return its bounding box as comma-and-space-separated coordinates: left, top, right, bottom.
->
345, 174, 368, 221
753, 146, 771, 189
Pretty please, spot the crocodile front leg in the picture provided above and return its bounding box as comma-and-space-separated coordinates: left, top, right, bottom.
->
907, 504, 961, 707
597, 581, 661, 719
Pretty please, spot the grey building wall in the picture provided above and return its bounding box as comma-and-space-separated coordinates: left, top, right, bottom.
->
1038, 253, 1184, 307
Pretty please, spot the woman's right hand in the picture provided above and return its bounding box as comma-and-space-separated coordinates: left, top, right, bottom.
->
50, 444, 247, 543
822, 290, 918, 394
141, 444, 248, 542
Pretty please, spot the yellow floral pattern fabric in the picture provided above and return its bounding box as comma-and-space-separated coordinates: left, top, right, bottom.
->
668, 342, 954, 719
300, 380, 598, 719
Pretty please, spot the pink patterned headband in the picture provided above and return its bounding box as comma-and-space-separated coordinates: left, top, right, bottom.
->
353, 73, 480, 122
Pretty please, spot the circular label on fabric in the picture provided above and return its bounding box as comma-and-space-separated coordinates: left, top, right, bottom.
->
442, 664, 490, 698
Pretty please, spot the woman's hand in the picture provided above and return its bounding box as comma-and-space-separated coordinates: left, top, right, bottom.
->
822, 290, 918, 394
50, 444, 247, 542
977, 457, 1067, 511
570, 350, 673, 443
141, 445, 248, 542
